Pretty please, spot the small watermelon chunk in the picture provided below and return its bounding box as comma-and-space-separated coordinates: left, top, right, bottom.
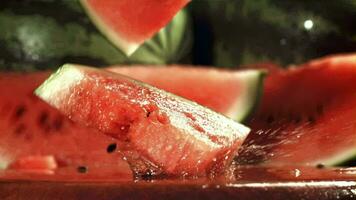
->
108, 66, 265, 121
237, 54, 356, 167
8, 155, 57, 171
80, 0, 190, 56
35, 64, 250, 176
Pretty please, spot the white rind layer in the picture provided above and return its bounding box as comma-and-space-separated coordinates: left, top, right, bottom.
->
226, 70, 265, 122
80, 0, 141, 56
35, 64, 84, 108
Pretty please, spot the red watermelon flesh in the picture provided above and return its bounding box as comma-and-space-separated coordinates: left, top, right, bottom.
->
108, 66, 264, 121
236, 54, 356, 166
0, 72, 131, 174
80, 0, 190, 55
8, 155, 57, 174
35, 64, 250, 177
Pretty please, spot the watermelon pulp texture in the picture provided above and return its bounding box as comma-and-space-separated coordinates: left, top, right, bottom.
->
35, 64, 250, 176
0, 72, 131, 174
108, 66, 264, 121
237, 54, 356, 166
81, 0, 190, 55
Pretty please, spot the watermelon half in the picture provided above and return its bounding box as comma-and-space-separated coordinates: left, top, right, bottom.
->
237, 54, 356, 167
35, 64, 250, 176
80, 0, 190, 56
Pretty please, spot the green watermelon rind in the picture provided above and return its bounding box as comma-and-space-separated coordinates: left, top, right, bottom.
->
323, 148, 356, 167
335, 156, 356, 167
231, 70, 266, 122
79, 0, 189, 57
0, 2, 191, 71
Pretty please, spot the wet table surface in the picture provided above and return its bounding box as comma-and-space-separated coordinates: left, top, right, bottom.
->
0, 166, 355, 200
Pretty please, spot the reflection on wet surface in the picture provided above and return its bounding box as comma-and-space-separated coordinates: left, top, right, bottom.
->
0, 166, 356, 199
0, 166, 355, 199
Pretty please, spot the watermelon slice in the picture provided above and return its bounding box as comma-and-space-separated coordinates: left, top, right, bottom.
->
237, 54, 356, 167
80, 0, 190, 56
35, 64, 250, 176
108, 66, 265, 121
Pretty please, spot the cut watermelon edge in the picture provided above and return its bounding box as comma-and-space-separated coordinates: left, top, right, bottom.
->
79, 0, 140, 56
35, 64, 85, 108
323, 148, 356, 167
79, 0, 188, 56
229, 70, 266, 122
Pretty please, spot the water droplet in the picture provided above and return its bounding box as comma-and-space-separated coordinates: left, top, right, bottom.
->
165, 145, 173, 151
294, 169, 301, 177
335, 167, 356, 175
157, 112, 170, 124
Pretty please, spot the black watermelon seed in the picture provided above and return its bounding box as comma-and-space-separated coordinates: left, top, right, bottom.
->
52, 115, 64, 131
316, 163, 325, 169
266, 115, 274, 124
106, 143, 117, 153
77, 166, 88, 173
38, 111, 49, 126
308, 116, 316, 124
146, 111, 151, 117
13, 105, 26, 119
14, 124, 26, 135
294, 116, 301, 124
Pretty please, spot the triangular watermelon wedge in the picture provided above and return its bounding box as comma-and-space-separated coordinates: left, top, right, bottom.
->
80, 0, 190, 56
35, 64, 250, 176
